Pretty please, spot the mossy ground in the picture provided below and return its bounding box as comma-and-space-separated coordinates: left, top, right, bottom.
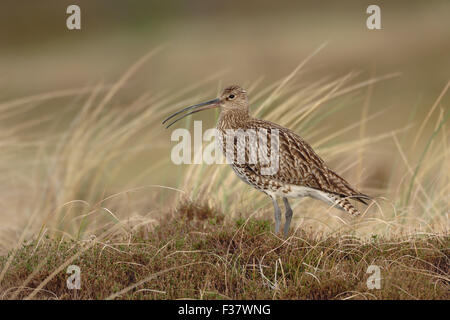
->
0, 202, 448, 300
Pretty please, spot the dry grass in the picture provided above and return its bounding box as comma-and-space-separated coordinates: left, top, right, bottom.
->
0, 50, 448, 299
0, 202, 448, 300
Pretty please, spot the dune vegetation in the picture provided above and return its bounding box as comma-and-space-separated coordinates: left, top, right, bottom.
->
0, 203, 448, 300
0, 47, 448, 299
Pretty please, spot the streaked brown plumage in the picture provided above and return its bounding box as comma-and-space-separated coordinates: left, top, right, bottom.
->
163, 85, 370, 236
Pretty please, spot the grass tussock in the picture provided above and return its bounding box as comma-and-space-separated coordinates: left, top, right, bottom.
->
0, 202, 448, 300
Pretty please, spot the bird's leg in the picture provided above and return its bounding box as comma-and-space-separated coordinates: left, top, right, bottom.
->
283, 197, 293, 237
271, 197, 281, 235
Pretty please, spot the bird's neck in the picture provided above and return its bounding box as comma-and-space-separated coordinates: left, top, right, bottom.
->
217, 109, 250, 130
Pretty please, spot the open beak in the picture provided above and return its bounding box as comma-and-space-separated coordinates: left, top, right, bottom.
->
162, 98, 220, 128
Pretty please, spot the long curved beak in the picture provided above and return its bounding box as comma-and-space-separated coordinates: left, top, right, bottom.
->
162, 98, 220, 128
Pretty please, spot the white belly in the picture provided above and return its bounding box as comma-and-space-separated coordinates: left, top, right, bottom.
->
266, 185, 335, 206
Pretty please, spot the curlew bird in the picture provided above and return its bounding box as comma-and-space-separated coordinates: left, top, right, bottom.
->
163, 85, 370, 237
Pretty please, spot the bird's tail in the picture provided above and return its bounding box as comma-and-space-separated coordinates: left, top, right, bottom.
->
329, 194, 361, 216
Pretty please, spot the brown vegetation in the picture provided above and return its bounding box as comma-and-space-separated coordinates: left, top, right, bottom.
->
1, 202, 448, 300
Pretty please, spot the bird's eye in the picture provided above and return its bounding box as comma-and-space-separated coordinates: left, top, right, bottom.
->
228, 94, 235, 99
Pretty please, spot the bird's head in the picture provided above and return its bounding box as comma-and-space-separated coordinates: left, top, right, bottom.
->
219, 85, 248, 111
163, 85, 248, 128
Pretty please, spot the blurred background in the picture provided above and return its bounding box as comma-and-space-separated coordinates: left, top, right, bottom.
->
0, 0, 448, 251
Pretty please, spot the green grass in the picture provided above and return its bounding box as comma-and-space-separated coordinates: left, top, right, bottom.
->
1, 201, 448, 300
